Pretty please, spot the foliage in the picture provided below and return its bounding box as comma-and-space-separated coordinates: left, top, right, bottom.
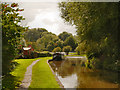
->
37, 52, 52, 57
24, 29, 40, 42
63, 46, 72, 55
24, 27, 77, 52
2, 3, 26, 75
52, 47, 61, 52
59, 2, 119, 71
19, 38, 26, 46
24, 29, 59, 51
26, 42, 36, 50
75, 41, 87, 55
64, 35, 77, 51
47, 41, 55, 51
24, 28, 47, 42
58, 31, 72, 41
36, 33, 59, 51
75, 45, 80, 55
2, 59, 36, 89
56, 39, 64, 49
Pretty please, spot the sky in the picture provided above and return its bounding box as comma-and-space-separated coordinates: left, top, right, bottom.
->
2, 0, 118, 35
19, 2, 77, 35
10, 2, 77, 35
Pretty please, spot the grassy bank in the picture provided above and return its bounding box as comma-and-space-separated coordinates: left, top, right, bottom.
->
66, 52, 86, 57
11, 59, 37, 82
11, 59, 36, 81
3, 58, 36, 89
3, 57, 60, 89
29, 57, 60, 88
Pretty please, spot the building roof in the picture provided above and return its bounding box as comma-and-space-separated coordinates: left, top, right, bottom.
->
23, 47, 31, 50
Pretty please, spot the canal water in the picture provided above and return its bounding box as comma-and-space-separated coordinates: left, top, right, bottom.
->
49, 56, 119, 88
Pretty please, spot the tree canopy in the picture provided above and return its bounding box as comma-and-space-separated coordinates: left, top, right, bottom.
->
2, 3, 26, 75
24, 28, 77, 52
63, 46, 72, 55
64, 35, 77, 51
59, 2, 119, 71
52, 47, 61, 52
58, 31, 72, 41
24, 28, 48, 42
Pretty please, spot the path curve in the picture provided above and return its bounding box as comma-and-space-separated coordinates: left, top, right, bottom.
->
20, 59, 40, 89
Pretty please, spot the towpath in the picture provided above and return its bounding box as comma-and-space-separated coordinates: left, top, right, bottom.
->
19, 59, 40, 89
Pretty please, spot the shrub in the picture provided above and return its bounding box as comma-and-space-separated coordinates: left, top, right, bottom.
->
63, 46, 72, 55
37, 52, 52, 57
2, 3, 25, 75
52, 47, 61, 52
75, 45, 80, 55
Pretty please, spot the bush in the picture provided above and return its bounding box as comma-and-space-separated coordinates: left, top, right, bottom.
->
63, 46, 72, 55
37, 52, 52, 57
2, 3, 25, 75
75, 45, 80, 55
52, 47, 61, 52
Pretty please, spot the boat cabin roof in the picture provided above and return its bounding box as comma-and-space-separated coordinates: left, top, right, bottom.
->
23, 47, 31, 50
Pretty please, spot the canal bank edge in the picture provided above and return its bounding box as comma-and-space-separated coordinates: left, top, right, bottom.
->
47, 60, 64, 88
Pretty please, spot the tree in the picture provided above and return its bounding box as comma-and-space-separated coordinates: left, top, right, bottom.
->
47, 41, 55, 51
2, 3, 25, 75
56, 39, 64, 49
47, 39, 63, 52
24, 29, 40, 42
37, 28, 47, 33
75, 45, 80, 55
59, 2, 119, 71
64, 35, 77, 51
26, 42, 37, 50
19, 38, 27, 46
24, 28, 59, 51
63, 46, 72, 55
24, 28, 48, 42
52, 47, 61, 52
36, 32, 59, 51
58, 31, 72, 41
75, 41, 87, 55
36, 38, 46, 51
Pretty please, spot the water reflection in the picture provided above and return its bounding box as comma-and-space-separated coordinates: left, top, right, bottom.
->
49, 57, 119, 88
58, 74, 78, 88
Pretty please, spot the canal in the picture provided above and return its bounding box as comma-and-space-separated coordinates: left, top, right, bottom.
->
49, 56, 119, 88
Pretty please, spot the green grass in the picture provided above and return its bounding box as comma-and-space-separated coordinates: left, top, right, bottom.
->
10, 59, 37, 84
65, 52, 79, 56
29, 57, 60, 88
65, 52, 87, 57
4, 57, 60, 88
3, 58, 37, 89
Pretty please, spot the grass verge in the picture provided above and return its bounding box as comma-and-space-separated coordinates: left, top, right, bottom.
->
3, 58, 37, 89
65, 52, 86, 57
11, 59, 37, 82
29, 57, 60, 88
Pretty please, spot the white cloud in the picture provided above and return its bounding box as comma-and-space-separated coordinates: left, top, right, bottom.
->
2, 1, 77, 35
19, 2, 59, 25
25, 7, 77, 35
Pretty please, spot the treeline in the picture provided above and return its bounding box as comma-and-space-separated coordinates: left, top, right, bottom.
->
59, 2, 120, 71
23, 28, 78, 52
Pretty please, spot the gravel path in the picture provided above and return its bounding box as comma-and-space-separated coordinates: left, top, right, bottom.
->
19, 59, 40, 89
